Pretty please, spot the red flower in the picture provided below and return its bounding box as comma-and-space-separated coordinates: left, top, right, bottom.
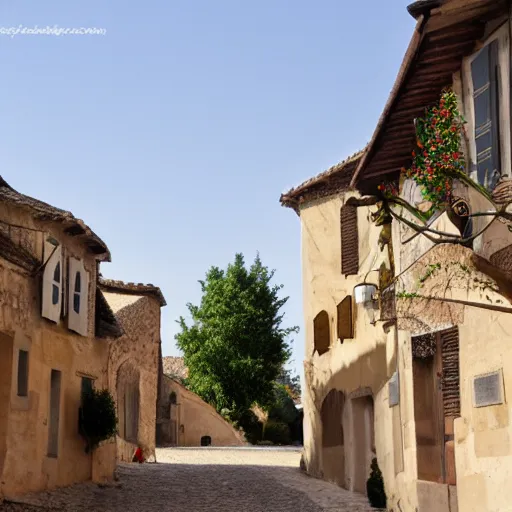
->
431, 145, 437, 151
452, 152, 460, 160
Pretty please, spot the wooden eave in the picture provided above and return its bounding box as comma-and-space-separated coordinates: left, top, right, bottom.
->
351, 0, 508, 194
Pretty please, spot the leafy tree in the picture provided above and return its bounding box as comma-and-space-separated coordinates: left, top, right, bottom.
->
176, 253, 298, 418
276, 367, 301, 402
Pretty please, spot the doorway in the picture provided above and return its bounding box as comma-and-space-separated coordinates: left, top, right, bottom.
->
351, 394, 375, 494
0, 333, 13, 475
321, 389, 345, 487
412, 328, 460, 487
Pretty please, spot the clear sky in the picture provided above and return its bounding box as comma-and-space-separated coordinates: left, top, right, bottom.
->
0, 0, 416, 379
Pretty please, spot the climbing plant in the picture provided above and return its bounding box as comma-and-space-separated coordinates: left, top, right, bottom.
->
373, 89, 512, 245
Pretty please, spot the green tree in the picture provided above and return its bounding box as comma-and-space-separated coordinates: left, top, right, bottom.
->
176, 253, 298, 418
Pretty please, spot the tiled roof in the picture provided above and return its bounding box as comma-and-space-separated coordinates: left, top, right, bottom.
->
0, 177, 110, 261
98, 277, 166, 307
162, 356, 188, 380
280, 149, 365, 213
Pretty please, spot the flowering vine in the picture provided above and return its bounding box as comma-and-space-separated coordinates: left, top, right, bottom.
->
379, 90, 465, 211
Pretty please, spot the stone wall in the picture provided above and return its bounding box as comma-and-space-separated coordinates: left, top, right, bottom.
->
104, 292, 161, 462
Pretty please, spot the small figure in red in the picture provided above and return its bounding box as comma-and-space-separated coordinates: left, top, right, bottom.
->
132, 446, 145, 463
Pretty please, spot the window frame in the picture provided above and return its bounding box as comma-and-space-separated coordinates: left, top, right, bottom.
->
17, 349, 29, 397
462, 23, 511, 186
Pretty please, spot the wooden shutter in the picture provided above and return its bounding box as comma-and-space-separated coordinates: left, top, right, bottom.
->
337, 296, 353, 340
471, 40, 501, 189
313, 311, 330, 355
441, 327, 460, 418
341, 205, 359, 275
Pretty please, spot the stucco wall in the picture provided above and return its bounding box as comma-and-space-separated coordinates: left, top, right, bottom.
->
299, 192, 395, 492
392, 243, 512, 512
158, 375, 245, 447
105, 292, 161, 462
0, 203, 113, 497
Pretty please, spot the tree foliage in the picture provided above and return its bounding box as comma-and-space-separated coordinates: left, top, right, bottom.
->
176, 253, 298, 417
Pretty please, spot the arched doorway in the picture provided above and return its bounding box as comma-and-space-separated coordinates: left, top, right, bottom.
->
351, 393, 375, 494
116, 360, 140, 443
321, 389, 345, 487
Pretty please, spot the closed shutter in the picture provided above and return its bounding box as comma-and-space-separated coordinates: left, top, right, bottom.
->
337, 296, 353, 340
341, 205, 359, 275
441, 327, 460, 418
471, 40, 501, 189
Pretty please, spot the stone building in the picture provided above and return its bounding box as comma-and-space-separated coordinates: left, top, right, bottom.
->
156, 357, 245, 447
0, 176, 116, 497
281, 1, 512, 511
99, 279, 166, 463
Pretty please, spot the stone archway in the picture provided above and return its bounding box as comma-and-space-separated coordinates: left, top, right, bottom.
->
321, 389, 345, 487
116, 360, 140, 443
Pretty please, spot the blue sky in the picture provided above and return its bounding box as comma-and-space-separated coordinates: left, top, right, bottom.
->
0, 1, 415, 379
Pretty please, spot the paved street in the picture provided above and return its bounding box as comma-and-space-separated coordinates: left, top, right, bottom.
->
2, 448, 378, 512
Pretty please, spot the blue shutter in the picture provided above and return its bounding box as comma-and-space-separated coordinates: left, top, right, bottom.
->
471, 40, 501, 189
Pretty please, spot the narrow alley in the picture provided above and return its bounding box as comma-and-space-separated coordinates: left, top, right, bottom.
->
1, 448, 378, 512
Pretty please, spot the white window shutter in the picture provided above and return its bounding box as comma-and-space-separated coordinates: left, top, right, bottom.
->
42, 243, 62, 323
68, 258, 89, 336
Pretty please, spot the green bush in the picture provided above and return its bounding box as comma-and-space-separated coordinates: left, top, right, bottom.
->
80, 388, 118, 453
263, 420, 291, 445
234, 409, 263, 444
366, 457, 387, 509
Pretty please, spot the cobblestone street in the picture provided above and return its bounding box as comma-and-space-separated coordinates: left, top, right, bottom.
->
2, 448, 378, 512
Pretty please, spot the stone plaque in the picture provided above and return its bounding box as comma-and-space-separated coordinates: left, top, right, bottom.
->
473, 370, 503, 408
389, 371, 399, 407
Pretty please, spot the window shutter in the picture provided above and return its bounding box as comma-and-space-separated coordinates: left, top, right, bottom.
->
42, 243, 62, 323
341, 205, 359, 275
337, 296, 353, 340
471, 40, 501, 189
441, 327, 460, 418
313, 311, 330, 355
68, 258, 89, 336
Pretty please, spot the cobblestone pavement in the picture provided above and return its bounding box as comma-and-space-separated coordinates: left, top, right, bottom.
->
1, 448, 378, 512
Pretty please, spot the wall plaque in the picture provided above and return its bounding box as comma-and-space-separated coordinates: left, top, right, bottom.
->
389, 371, 399, 407
473, 370, 503, 408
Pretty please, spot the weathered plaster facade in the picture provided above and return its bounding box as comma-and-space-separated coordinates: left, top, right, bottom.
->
101, 282, 165, 463
297, 189, 395, 494
0, 181, 114, 497
156, 373, 246, 448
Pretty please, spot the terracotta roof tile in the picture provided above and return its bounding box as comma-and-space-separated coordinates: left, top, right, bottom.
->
280, 149, 366, 213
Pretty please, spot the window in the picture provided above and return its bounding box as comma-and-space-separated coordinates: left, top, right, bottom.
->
464, 24, 511, 190
341, 205, 359, 275
48, 369, 62, 458
17, 349, 29, 397
73, 271, 81, 314
337, 296, 353, 341
201, 435, 212, 446
471, 40, 500, 189
52, 263, 61, 306
169, 392, 177, 405
42, 243, 62, 323
81, 376, 93, 399
313, 310, 330, 355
